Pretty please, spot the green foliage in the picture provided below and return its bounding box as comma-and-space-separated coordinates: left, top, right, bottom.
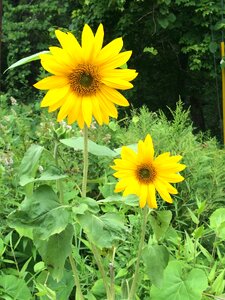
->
150, 261, 208, 300
2, 0, 223, 137
60, 137, 118, 157
35, 224, 73, 281
142, 244, 169, 288
0, 274, 32, 300
1, 100, 225, 299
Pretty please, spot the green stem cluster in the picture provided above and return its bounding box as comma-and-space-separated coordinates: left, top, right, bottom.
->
128, 207, 148, 300
54, 141, 84, 300
82, 125, 114, 299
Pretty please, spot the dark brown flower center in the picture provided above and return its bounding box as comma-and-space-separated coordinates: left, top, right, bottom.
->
79, 73, 93, 87
136, 164, 156, 184
68, 64, 101, 96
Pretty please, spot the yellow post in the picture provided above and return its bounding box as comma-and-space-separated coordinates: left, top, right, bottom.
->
221, 42, 225, 144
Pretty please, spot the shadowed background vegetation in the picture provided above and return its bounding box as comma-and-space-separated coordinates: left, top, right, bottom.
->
1, 0, 224, 140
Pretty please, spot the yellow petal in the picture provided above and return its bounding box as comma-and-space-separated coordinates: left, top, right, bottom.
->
121, 146, 137, 162
55, 29, 83, 62
91, 96, 103, 125
93, 24, 104, 57
77, 113, 85, 129
156, 177, 178, 194
41, 85, 70, 107
34, 76, 68, 90
100, 106, 110, 124
49, 46, 75, 67
112, 159, 136, 170
66, 94, 82, 124
147, 184, 157, 208
115, 180, 127, 193
154, 180, 173, 203
123, 180, 139, 196
82, 24, 95, 61
101, 51, 132, 70
40, 54, 69, 75
157, 163, 186, 173
101, 69, 138, 81
100, 85, 129, 106
102, 78, 133, 90
57, 96, 74, 121
139, 184, 148, 208
159, 173, 185, 183
96, 37, 123, 65
98, 92, 118, 118
82, 97, 93, 127
113, 170, 134, 178
144, 134, 154, 159
48, 98, 65, 112
154, 152, 171, 164
67, 32, 83, 62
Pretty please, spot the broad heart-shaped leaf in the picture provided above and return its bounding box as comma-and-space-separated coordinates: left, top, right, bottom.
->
142, 244, 169, 288
151, 261, 208, 300
60, 137, 118, 157
4, 50, 49, 73
0, 274, 32, 300
210, 208, 225, 239
76, 212, 127, 249
149, 210, 172, 241
19, 144, 44, 196
8, 185, 71, 240
19, 165, 67, 186
34, 224, 74, 281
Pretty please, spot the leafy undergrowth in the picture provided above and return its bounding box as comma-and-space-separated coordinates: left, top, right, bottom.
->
0, 97, 225, 300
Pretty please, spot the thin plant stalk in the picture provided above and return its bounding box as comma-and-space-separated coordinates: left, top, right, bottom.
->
54, 141, 84, 300
69, 255, 85, 300
91, 243, 113, 299
82, 125, 113, 299
128, 207, 148, 300
109, 247, 116, 299
82, 125, 89, 198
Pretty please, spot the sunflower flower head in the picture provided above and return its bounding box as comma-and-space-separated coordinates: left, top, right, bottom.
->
34, 24, 138, 129
112, 134, 186, 208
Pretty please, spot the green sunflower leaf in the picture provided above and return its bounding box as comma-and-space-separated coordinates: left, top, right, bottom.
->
0, 274, 32, 300
76, 212, 127, 249
34, 224, 74, 281
60, 137, 117, 157
8, 185, 71, 240
4, 50, 49, 73
210, 208, 225, 239
149, 210, 172, 241
151, 261, 208, 300
142, 244, 169, 288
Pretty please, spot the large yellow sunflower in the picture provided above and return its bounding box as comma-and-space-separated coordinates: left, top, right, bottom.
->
34, 24, 137, 128
112, 134, 186, 208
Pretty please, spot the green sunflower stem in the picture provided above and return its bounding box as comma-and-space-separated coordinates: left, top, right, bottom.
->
91, 243, 113, 300
54, 141, 84, 300
69, 254, 85, 300
128, 206, 148, 300
82, 124, 89, 198
82, 126, 113, 299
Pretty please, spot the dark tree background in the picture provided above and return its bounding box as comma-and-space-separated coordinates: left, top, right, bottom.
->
1, 0, 225, 140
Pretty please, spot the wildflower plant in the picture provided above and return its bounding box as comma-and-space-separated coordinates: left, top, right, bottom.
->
5, 24, 210, 300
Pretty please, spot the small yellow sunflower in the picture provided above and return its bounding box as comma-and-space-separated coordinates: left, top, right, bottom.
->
112, 134, 186, 208
34, 24, 137, 128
